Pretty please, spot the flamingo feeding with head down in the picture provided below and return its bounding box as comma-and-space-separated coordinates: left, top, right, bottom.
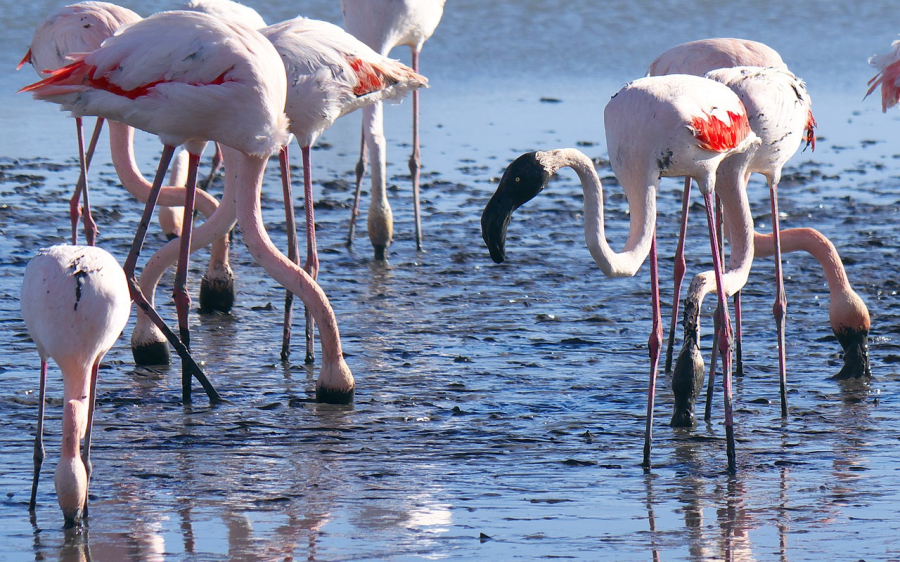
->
18, 1, 141, 246
341, 0, 446, 259
481, 74, 760, 471
260, 16, 427, 363
21, 10, 355, 404
21, 244, 131, 528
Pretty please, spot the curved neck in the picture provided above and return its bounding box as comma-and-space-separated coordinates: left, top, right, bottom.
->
547, 149, 655, 277
233, 153, 344, 363
362, 102, 387, 205
754, 228, 850, 297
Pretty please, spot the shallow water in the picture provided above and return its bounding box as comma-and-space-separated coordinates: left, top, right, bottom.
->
2, 0, 900, 560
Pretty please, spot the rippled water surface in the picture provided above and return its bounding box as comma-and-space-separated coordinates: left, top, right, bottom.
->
2, 1, 900, 560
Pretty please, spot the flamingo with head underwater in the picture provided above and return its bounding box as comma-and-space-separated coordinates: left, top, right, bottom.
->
18, 1, 141, 246
481, 74, 760, 471
20, 244, 131, 528
341, 0, 446, 259
21, 10, 355, 404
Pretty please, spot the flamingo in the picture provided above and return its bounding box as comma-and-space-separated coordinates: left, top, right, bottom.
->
260, 16, 427, 363
18, 1, 141, 246
669, 66, 819, 423
22, 10, 354, 403
20, 244, 131, 528
341, 0, 446, 258
647, 38, 787, 382
158, 149, 188, 240
481, 74, 760, 471
866, 37, 900, 112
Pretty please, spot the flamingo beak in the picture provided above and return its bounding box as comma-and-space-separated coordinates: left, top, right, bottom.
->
481, 152, 550, 264
833, 328, 871, 379
481, 196, 513, 264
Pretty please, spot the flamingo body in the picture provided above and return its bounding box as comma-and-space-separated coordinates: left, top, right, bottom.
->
181, 0, 267, 29
647, 37, 787, 78
19, 1, 141, 74
21, 245, 131, 527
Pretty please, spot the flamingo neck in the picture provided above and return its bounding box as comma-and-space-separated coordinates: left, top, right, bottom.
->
542, 149, 655, 278
233, 153, 345, 364
60, 399, 87, 460
754, 228, 849, 296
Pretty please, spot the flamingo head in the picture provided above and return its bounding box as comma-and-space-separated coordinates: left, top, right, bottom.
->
481, 152, 551, 264
833, 327, 871, 380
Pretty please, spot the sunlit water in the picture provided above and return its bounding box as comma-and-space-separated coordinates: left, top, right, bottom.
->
2, 1, 900, 560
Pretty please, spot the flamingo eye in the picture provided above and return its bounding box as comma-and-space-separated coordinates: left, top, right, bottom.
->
515, 177, 521, 183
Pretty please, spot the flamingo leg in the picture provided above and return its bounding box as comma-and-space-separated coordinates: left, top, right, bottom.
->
73, 118, 98, 246
347, 130, 368, 247
279, 146, 299, 362
68, 117, 106, 245
642, 229, 662, 470
80, 359, 100, 519
201, 142, 223, 193
734, 291, 744, 377
302, 145, 319, 365
703, 192, 736, 472
769, 183, 788, 418
29, 360, 48, 512
665, 177, 692, 375
123, 145, 221, 404
409, 48, 424, 252
704, 195, 725, 421
173, 153, 200, 402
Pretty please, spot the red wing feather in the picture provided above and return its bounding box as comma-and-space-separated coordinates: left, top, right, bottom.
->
691, 110, 750, 153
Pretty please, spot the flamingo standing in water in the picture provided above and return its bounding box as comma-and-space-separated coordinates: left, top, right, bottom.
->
647, 38, 787, 382
22, 10, 354, 403
20, 244, 131, 528
18, 1, 141, 246
261, 16, 428, 362
341, 0, 446, 258
481, 74, 760, 471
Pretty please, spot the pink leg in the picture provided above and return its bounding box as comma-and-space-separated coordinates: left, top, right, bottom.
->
68, 118, 105, 245
173, 152, 200, 402
642, 230, 663, 470
703, 192, 736, 472
665, 177, 692, 375
123, 145, 221, 404
201, 142, 223, 192
410, 48, 424, 252
80, 360, 100, 518
704, 195, 725, 421
769, 183, 788, 418
279, 146, 299, 362
347, 130, 367, 247
302, 146, 319, 365
29, 360, 48, 512
73, 118, 99, 246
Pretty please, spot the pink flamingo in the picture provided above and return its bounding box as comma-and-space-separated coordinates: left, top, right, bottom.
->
867, 38, 900, 111
18, 1, 141, 246
482, 74, 760, 471
261, 16, 427, 363
22, 10, 354, 403
21, 244, 131, 528
341, 0, 446, 258
647, 38, 787, 381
